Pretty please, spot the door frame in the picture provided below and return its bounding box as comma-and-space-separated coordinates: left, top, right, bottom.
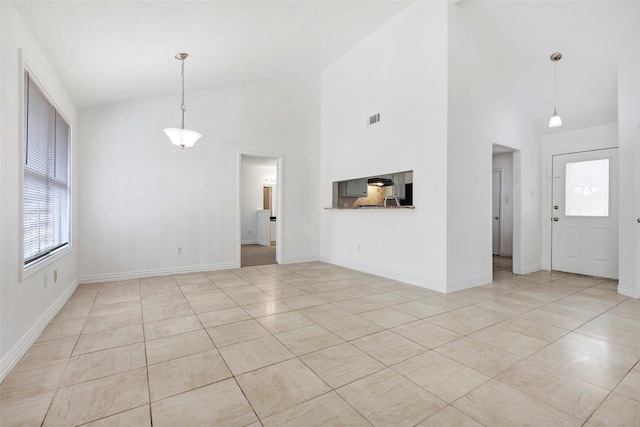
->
550, 148, 619, 278
492, 144, 519, 274
492, 168, 503, 256
635, 125, 640, 295
541, 132, 619, 272
238, 151, 284, 266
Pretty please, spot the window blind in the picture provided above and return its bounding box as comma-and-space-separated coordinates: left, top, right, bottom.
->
23, 71, 71, 267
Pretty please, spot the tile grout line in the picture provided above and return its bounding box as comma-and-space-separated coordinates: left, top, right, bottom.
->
5, 260, 638, 426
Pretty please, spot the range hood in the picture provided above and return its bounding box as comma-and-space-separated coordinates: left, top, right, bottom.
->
367, 177, 394, 187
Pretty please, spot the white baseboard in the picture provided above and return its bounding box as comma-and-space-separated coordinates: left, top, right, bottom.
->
521, 264, 543, 275
79, 262, 240, 284
279, 255, 321, 265
618, 283, 639, 299
241, 240, 258, 245
446, 274, 493, 293
321, 256, 447, 293
0, 278, 78, 382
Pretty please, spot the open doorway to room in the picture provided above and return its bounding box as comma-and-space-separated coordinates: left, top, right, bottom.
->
239, 153, 282, 267
492, 144, 515, 273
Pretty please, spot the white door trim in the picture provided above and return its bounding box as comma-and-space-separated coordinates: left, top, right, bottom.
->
541, 127, 618, 272
238, 151, 284, 266
551, 148, 619, 278
543, 145, 619, 272
492, 169, 503, 256
635, 125, 640, 295
492, 144, 520, 274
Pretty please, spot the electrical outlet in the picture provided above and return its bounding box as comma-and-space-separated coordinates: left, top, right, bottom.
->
248, 230, 252, 235
177, 246, 183, 255
54, 270, 58, 283
357, 245, 361, 252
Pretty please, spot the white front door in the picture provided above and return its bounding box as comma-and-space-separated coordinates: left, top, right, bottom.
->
551, 148, 619, 278
492, 170, 501, 255
636, 127, 640, 291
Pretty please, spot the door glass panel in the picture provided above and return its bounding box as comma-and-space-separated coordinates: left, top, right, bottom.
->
565, 159, 609, 216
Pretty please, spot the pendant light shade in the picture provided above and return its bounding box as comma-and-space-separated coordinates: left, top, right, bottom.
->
163, 128, 202, 148
549, 109, 562, 128
164, 53, 201, 149
548, 52, 563, 128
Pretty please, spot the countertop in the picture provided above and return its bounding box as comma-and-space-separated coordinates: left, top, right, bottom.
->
324, 206, 415, 210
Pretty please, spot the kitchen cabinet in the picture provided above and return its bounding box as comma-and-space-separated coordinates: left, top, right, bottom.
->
392, 173, 405, 198
256, 210, 271, 246
344, 178, 368, 197
384, 173, 405, 199
332, 170, 413, 208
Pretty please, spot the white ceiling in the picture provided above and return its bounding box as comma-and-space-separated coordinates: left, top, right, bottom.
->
14, 0, 412, 108
462, 0, 639, 136
14, 1, 639, 136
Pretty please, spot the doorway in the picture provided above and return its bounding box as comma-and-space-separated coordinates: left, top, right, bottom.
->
551, 148, 619, 278
239, 153, 282, 267
492, 170, 502, 255
492, 146, 515, 264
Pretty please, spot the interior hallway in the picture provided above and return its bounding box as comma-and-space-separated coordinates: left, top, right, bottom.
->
1, 260, 639, 426
241, 244, 277, 267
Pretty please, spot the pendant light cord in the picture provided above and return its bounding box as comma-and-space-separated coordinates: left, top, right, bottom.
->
180, 58, 186, 130
553, 60, 557, 111
164, 52, 201, 149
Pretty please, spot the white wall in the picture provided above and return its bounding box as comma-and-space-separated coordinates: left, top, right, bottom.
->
321, 1, 449, 291
78, 73, 321, 282
617, 45, 640, 298
492, 153, 514, 257
447, 2, 543, 286
240, 158, 276, 244
541, 123, 619, 271
0, 1, 78, 380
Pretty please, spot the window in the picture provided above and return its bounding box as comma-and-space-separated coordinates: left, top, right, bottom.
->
564, 158, 609, 217
23, 71, 71, 268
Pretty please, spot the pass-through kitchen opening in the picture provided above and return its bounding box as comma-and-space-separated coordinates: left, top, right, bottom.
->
331, 170, 414, 209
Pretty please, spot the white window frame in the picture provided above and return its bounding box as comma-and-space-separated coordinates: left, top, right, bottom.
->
19, 54, 73, 279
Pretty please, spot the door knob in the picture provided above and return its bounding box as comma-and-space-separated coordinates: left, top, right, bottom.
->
554, 205, 559, 210
637, 218, 640, 223
553, 217, 559, 221
494, 216, 499, 220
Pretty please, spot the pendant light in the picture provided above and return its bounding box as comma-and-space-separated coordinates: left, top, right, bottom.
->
164, 53, 202, 149
548, 52, 563, 128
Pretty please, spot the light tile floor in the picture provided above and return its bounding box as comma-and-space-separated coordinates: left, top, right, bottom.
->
2, 257, 640, 426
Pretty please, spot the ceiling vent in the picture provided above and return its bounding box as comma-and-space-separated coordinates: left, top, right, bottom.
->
368, 113, 380, 126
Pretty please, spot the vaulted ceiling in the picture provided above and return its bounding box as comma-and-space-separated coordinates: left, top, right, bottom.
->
14, 1, 639, 136
459, 1, 639, 136
14, 0, 412, 108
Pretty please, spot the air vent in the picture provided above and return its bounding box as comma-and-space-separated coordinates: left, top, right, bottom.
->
368, 113, 380, 125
